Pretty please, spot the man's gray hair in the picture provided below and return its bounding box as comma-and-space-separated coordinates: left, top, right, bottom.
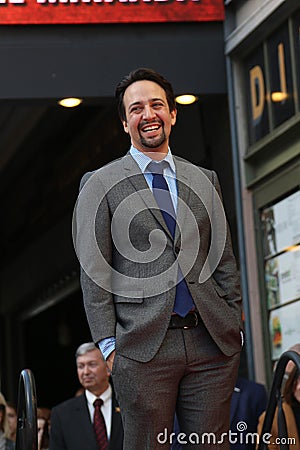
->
75, 342, 98, 359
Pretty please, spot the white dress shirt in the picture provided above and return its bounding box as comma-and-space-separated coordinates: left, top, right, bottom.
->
85, 384, 112, 440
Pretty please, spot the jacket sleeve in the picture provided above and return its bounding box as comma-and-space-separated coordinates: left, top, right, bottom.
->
74, 170, 116, 344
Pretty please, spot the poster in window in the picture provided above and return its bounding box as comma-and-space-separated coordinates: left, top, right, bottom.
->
265, 249, 300, 308
269, 301, 300, 360
261, 191, 300, 258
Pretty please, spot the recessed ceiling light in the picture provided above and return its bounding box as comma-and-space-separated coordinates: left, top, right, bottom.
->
175, 94, 198, 105
58, 98, 83, 108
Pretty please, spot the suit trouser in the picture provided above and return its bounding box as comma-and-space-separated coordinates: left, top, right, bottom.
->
111, 323, 240, 450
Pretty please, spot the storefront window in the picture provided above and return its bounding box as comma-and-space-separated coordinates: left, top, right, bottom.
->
260, 190, 300, 361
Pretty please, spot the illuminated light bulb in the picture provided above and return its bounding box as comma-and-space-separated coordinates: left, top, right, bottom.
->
271, 92, 288, 102
175, 94, 198, 105
58, 98, 83, 108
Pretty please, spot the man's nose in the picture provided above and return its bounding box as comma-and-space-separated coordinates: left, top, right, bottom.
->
143, 105, 156, 120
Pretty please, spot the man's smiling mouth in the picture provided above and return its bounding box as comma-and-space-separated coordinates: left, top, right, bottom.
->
141, 124, 161, 132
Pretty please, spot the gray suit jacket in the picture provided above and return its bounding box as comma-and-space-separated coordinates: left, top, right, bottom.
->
76, 153, 243, 362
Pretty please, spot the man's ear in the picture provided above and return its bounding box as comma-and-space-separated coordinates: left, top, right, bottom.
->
171, 108, 177, 126
122, 120, 129, 133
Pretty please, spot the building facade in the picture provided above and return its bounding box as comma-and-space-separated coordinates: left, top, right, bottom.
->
225, 0, 300, 385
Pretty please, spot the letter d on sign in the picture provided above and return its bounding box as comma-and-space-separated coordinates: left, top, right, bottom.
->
250, 65, 265, 122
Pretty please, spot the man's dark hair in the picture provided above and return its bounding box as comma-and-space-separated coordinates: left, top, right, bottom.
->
115, 67, 176, 122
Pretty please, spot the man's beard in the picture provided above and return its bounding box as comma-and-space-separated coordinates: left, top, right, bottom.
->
139, 129, 167, 149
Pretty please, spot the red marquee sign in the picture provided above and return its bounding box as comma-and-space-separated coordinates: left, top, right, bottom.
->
0, 0, 224, 24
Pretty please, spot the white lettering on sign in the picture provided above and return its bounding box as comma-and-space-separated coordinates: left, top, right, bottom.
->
0, 0, 200, 4
35, 0, 200, 3
0, 0, 25, 4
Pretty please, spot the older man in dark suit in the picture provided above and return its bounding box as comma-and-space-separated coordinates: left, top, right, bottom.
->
74, 68, 243, 449
49, 343, 123, 450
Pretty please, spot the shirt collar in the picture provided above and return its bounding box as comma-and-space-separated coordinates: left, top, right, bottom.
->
85, 384, 112, 408
129, 145, 176, 175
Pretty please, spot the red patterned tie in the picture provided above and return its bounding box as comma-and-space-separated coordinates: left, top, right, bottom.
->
93, 398, 108, 450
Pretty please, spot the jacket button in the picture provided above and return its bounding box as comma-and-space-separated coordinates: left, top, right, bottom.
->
168, 280, 175, 288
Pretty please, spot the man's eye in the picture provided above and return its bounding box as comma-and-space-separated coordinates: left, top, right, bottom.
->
89, 363, 97, 368
152, 102, 165, 109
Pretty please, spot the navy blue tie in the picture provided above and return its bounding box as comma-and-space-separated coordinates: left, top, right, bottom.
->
148, 161, 195, 317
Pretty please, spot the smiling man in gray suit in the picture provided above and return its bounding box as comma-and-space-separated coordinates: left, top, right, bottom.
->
74, 68, 243, 449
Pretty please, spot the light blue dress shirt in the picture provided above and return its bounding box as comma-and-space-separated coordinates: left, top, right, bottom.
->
99, 146, 178, 360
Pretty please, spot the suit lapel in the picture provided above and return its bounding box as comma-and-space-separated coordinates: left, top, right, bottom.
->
173, 156, 191, 245
74, 395, 98, 450
109, 394, 123, 450
122, 154, 173, 239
